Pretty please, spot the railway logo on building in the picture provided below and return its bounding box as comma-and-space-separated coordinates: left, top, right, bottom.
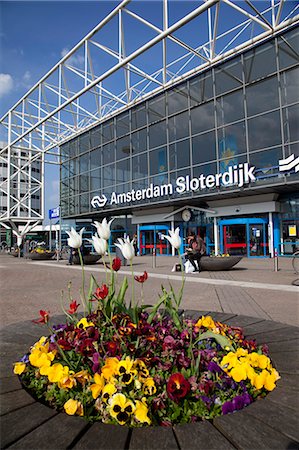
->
279, 154, 299, 173
91, 162, 257, 209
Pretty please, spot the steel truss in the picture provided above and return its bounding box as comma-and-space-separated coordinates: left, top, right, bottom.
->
0, 0, 298, 225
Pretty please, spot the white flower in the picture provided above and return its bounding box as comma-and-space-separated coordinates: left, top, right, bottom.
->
66, 227, 84, 249
115, 237, 135, 261
162, 227, 181, 250
93, 218, 114, 241
88, 235, 107, 256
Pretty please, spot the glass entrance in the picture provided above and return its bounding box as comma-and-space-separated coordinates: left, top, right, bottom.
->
220, 218, 269, 257
139, 225, 170, 255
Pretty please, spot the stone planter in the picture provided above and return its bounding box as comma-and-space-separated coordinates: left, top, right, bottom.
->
1, 311, 298, 449
27, 252, 56, 261
73, 253, 101, 265
201, 256, 242, 271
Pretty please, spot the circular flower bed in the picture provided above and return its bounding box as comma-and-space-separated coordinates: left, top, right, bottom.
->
13, 220, 280, 428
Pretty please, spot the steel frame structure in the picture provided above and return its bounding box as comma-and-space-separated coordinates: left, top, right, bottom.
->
0, 0, 298, 228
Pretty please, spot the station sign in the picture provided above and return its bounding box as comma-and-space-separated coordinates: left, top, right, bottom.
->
49, 206, 60, 219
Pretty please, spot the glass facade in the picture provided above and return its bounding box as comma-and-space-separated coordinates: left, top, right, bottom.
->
60, 27, 299, 218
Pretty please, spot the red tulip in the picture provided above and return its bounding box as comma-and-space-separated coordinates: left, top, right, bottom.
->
68, 300, 80, 314
112, 257, 121, 272
166, 373, 190, 403
134, 271, 148, 283
95, 284, 109, 300
33, 310, 50, 324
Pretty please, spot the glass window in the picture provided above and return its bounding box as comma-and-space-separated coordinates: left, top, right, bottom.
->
169, 139, 190, 170
248, 111, 282, 151
131, 128, 147, 154
60, 179, 68, 198
116, 136, 130, 160
193, 162, 217, 190
116, 158, 130, 183
215, 57, 243, 95
250, 147, 282, 181
61, 161, 69, 179
132, 178, 148, 192
148, 95, 166, 123
103, 163, 115, 187
90, 168, 101, 191
189, 73, 213, 106
116, 112, 130, 137
132, 153, 148, 180
69, 158, 78, 177
167, 85, 189, 116
218, 122, 247, 158
244, 41, 277, 83
80, 174, 89, 192
69, 176, 80, 195
278, 28, 299, 70
79, 133, 90, 154
283, 104, 299, 144
60, 143, 69, 161
131, 104, 147, 130
191, 101, 215, 135
149, 121, 167, 148
79, 153, 89, 173
102, 121, 114, 143
102, 142, 115, 165
149, 147, 167, 175
90, 148, 102, 170
192, 131, 216, 165
219, 154, 247, 174
168, 111, 189, 142
216, 89, 244, 126
79, 193, 90, 213
281, 67, 299, 106
90, 126, 102, 149
246, 76, 279, 117
69, 140, 77, 158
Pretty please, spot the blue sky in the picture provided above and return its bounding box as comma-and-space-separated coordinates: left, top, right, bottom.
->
0, 0, 297, 222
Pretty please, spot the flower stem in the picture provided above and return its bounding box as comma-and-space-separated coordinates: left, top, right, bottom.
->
130, 259, 135, 309
177, 250, 186, 310
78, 248, 87, 316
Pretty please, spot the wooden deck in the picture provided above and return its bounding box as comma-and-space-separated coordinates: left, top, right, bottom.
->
1, 311, 298, 449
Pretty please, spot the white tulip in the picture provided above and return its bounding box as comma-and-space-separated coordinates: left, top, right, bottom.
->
115, 237, 135, 261
88, 234, 107, 256
162, 227, 181, 250
66, 227, 84, 249
93, 218, 114, 241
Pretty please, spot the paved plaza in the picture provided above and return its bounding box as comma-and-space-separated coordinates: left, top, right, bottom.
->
0, 253, 298, 328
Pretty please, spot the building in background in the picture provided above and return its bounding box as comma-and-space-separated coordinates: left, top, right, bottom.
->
60, 25, 299, 257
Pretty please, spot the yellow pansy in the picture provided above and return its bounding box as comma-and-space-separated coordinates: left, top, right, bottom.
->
230, 364, 248, 382
117, 357, 137, 385
74, 370, 92, 385
221, 352, 238, 370
101, 357, 119, 380
133, 359, 149, 381
109, 393, 135, 425
13, 362, 26, 375
59, 372, 76, 390
264, 368, 280, 391
252, 369, 268, 390
195, 315, 216, 330
31, 336, 49, 353
102, 383, 117, 403
143, 377, 156, 395
135, 399, 151, 425
76, 318, 94, 329
64, 399, 84, 416
46, 363, 69, 383
29, 350, 52, 368
90, 373, 105, 399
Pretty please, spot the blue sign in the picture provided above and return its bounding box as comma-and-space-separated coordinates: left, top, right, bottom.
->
49, 207, 60, 220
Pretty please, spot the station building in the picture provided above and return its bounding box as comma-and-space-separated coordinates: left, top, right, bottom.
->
60, 24, 299, 258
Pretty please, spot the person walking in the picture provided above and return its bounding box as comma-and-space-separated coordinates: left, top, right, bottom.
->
133, 234, 139, 256
68, 247, 74, 265
186, 232, 206, 272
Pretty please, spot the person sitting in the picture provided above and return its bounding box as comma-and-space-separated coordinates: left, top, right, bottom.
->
186, 232, 206, 272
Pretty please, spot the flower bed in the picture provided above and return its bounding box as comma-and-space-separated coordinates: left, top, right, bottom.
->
200, 256, 242, 271
13, 221, 280, 428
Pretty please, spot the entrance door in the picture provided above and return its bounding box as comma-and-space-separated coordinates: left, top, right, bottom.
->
223, 224, 247, 255
220, 218, 269, 257
139, 225, 170, 255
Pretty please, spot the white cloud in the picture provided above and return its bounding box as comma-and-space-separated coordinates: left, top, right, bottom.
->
23, 70, 31, 82
0, 73, 14, 98
61, 47, 84, 67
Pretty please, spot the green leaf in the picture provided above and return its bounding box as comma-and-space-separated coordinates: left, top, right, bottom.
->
148, 295, 167, 324
116, 276, 128, 304
194, 331, 234, 350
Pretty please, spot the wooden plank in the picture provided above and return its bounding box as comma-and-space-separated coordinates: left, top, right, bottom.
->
209, 313, 237, 323
0, 375, 22, 394
245, 327, 299, 344
183, 310, 210, 320
222, 315, 264, 328
1, 402, 57, 448
174, 421, 236, 449
129, 426, 179, 449
242, 320, 287, 336
0, 388, 35, 415
8, 413, 88, 449
244, 398, 299, 443
268, 385, 299, 411
73, 423, 129, 449
271, 351, 299, 374
213, 410, 298, 449
267, 339, 299, 354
